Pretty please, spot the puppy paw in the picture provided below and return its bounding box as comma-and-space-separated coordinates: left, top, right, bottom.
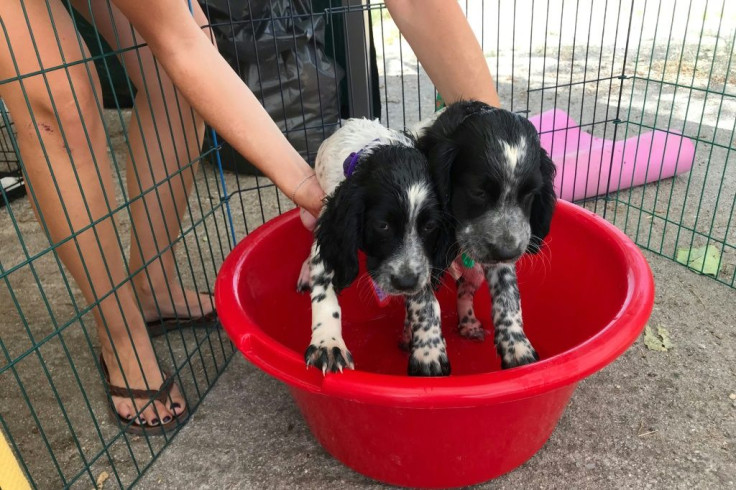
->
458, 315, 485, 341
408, 349, 451, 376
305, 340, 354, 374
296, 258, 312, 293
499, 339, 539, 369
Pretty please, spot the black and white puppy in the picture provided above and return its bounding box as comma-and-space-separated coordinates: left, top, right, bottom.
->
303, 118, 454, 376
417, 100, 557, 369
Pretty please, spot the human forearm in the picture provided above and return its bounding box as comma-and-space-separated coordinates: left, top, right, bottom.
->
385, 0, 500, 107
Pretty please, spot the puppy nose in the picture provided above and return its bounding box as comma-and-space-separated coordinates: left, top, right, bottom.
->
486, 242, 522, 262
391, 273, 419, 291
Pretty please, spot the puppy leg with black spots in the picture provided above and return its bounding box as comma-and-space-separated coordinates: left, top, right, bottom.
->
296, 209, 318, 293
405, 288, 450, 376
453, 262, 486, 340
456, 277, 484, 340
296, 257, 311, 293
486, 263, 538, 369
304, 244, 354, 374
399, 314, 412, 352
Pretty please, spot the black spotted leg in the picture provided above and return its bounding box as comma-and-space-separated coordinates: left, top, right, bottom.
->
485, 263, 539, 369
455, 263, 486, 340
304, 243, 354, 374
296, 256, 311, 293
406, 287, 450, 376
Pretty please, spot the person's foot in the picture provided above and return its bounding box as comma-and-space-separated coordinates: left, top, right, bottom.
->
135, 282, 214, 324
101, 328, 186, 426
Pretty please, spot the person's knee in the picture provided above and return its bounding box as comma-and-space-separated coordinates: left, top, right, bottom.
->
25, 69, 103, 145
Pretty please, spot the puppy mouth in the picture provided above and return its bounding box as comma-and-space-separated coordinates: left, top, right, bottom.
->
463, 255, 517, 267
371, 272, 430, 297
472, 254, 522, 266
458, 240, 523, 266
374, 282, 427, 297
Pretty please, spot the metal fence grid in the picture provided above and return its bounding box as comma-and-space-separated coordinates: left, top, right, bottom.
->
0, 0, 733, 488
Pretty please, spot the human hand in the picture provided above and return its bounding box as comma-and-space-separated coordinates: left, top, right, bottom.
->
300, 207, 317, 231
293, 175, 325, 224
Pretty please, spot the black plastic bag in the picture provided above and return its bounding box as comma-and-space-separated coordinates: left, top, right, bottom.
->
200, 0, 344, 174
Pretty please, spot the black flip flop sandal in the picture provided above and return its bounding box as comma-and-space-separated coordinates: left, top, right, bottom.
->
145, 310, 219, 338
100, 355, 189, 435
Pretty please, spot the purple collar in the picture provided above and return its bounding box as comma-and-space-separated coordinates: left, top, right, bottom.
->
343, 139, 380, 178
343, 150, 363, 178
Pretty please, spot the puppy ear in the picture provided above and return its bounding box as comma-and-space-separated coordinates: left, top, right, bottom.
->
528, 147, 557, 254
425, 138, 458, 213
418, 100, 489, 211
434, 99, 493, 132
315, 179, 363, 291
430, 216, 459, 289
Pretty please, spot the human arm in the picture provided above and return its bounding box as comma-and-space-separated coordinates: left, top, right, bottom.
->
110, 0, 325, 217
384, 0, 500, 107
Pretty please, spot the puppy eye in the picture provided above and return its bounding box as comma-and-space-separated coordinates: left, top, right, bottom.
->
422, 221, 437, 233
518, 183, 539, 200
373, 221, 390, 232
469, 188, 487, 201
520, 189, 535, 211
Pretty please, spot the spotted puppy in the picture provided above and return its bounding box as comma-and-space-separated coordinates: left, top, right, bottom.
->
302, 118, 454, 376
417, 101, 557, 369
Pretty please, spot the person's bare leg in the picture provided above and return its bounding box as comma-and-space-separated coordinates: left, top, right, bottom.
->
75, 0, 213, 322
0, 0, 183, 425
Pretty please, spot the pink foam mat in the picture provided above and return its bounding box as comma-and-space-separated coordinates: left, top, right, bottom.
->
528, 109, 695, 202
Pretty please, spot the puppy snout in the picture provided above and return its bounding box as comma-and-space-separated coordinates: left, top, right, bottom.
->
485, 241, 523, 262
390, 272, 420, 291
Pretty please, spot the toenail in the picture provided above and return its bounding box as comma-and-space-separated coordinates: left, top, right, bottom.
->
150, 418, 160, 426
162, 416, 172, 424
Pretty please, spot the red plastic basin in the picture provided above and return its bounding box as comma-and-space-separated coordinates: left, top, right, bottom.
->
215, 200, 654, 488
